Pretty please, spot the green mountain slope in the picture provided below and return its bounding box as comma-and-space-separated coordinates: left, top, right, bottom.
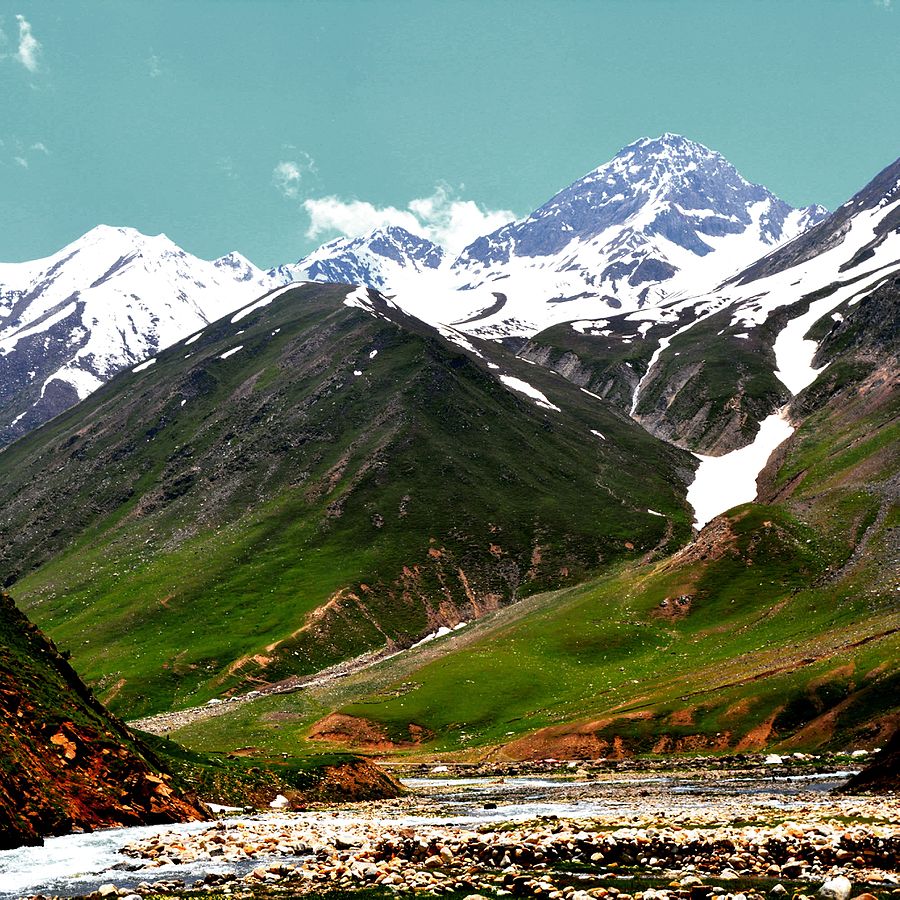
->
165, 271, 898, 758
0, 283, 695, 718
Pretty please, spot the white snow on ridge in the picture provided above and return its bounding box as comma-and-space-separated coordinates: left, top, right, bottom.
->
343, 285, 375, 311
436, 324, 484, 358
571, 319, 609, 334
498, 375, 561, 412
727, 198, 900, 331
39, 366, 105, 401
772, 269, 890, 394
686, 411, 795, 530
0, 226, 287, 436
132, 358, 157, 373
230, 282, 303, 324
0, 302, 79, 355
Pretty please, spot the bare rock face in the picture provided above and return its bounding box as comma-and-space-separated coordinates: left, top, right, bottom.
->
0, 591, 208, 850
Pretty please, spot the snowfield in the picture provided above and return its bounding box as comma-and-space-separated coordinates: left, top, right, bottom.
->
686, 412, 795, 530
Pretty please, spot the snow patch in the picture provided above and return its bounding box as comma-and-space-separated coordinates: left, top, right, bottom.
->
687, 411, 794, 530
773, 270, 889, 395
219, 345, 243, 360
231, 282, 300, 323
571, 319, 609, 334
498, 375, 560, 412
411, 625, 459, 649
132, 358, 156, 373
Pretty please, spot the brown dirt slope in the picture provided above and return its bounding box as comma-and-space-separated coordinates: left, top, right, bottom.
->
0, 591, 207, 850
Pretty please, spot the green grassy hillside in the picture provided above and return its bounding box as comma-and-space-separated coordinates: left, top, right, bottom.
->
164, 277, 899, 758
0, 284, 695, 718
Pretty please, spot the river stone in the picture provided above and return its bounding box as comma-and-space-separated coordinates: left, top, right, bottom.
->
818, 877, 852, 900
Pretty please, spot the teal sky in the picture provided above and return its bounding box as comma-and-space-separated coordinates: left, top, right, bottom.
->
1, 0, 898, 267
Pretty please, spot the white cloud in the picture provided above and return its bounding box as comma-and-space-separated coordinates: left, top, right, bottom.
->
15, 14, 40, 72
147, 53, 162, 78
304, 197, 422, 241
273, 154, 315, 199
274, 161, 302, 198
875, 0, 892, 8
14, 156, 28, 168
30, 141, 48, 154
409, 185, 515, 252
304, 185, 515, 253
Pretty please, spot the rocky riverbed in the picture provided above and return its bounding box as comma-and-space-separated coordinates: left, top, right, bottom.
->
4, 758, 898, 900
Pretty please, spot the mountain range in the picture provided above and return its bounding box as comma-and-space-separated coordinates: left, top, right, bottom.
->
0, 136, 897, 770
1, 134, 829, 448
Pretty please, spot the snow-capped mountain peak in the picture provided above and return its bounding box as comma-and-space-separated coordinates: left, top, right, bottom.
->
436, 135, 828, 338
0, 226, 281, 446
278, 225, 445, 291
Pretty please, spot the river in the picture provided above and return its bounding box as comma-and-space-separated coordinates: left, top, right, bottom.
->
0, 768, 862, 899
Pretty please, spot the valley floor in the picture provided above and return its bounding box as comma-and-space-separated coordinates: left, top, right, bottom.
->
2, 756, 897, 900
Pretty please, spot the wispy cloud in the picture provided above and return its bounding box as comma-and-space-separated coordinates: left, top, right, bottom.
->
304, 185, 515, 253
147, 53, 162, 78
272, 154, 316, 199
873, 0, 892, 8
30, 141, 49, 154
15, 14, 40, 72
14, 155, 28, 168
216, 156, 239, 181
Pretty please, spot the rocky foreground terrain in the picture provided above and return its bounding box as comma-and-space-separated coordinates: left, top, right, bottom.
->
18, 758, 897, 900
0, 592, 208, 850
